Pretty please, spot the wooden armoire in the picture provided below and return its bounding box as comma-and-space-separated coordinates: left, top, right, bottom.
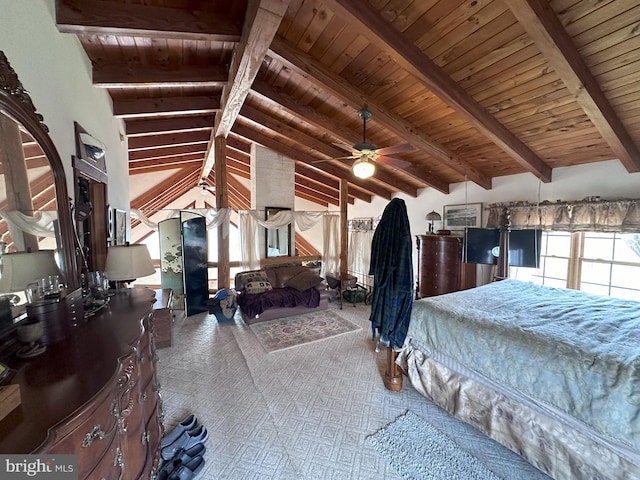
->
415, 234, 476, 299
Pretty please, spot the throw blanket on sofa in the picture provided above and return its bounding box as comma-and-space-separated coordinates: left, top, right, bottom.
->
238, 287, 320, 318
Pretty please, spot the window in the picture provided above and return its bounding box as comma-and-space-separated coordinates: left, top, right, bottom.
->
512, 232, 640, 300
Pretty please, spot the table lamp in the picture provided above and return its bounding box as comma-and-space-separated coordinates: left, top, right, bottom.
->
425, 211, 442, 234
0, 250, 62, 304
104, 244, 155, 289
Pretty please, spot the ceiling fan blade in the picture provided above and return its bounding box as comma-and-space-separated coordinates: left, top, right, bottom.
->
312, 155, 357, 164
377, 155, 411, 169
332, 141, 357, 153
375, 143, 414, 156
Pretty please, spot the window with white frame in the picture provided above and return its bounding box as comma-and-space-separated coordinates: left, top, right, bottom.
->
512, 232, 640, 301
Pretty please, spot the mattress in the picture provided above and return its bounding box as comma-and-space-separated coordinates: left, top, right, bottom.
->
404, 279, 640, 452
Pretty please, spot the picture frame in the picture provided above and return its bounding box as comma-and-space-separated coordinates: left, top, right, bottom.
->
114, 208, 127, 245
443, 203, 482, 230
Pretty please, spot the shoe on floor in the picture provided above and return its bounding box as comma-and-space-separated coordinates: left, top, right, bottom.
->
161, 414, 198, 449
167, 455, 205, 480
157, 444, 206, 480
161, 425, 208, 461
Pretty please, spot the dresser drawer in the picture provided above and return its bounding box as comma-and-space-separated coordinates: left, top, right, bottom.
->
44, 386, 118, 478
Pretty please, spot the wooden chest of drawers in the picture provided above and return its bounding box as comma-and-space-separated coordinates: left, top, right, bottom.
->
416, 234, 476, 298
0, 287, 164, 480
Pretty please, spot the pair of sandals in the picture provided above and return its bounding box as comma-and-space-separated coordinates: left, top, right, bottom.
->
158, 414, 207, 480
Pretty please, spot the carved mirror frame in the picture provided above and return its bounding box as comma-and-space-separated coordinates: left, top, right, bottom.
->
0, 51, 79, 289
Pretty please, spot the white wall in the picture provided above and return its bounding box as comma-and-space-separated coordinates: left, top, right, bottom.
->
0, 0, 130, 210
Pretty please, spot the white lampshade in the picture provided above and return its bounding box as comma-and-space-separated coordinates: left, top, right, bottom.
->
352, 158, 376, 179
105, 244, 155, 281
0, 250, 62, 293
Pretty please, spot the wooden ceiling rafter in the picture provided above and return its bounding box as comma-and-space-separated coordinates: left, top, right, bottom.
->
231, 122, 393, 200
55, 0, 244, 42
268, 39, 468, 192
238, 103, 419, 196
325, 0, 553, 183
93, 62, 228, 89
112, 95, 221, 119
125, 116, 215, 136
131, 167, 201, 215
248, 80, 452, 193
201, 0, 290, 180
503, 0, 640, 173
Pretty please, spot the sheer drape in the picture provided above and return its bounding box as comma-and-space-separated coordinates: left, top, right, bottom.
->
322, 214, 340, 276
348, 230, 373, 277
486, 199, 640, 232
0, 210, 58, 250
131, 208, 231, 230
134, 208, 339, 272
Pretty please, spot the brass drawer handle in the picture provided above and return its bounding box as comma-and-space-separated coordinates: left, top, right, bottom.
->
82, 424, 106, 447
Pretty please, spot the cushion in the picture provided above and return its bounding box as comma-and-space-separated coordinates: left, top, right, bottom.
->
286, 271, 325, 292
244, 281, 273, 294
236, 270, 268, 290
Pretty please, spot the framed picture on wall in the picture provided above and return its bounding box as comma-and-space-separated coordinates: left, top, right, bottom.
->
114, 209, 127, 245
443, 203, 482, 230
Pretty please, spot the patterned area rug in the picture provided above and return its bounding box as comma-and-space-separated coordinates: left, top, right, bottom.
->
250, 310, 361, 353
367, 411, 503, 480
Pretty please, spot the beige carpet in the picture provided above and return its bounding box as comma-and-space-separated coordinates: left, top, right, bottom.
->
249, 309, 361, 352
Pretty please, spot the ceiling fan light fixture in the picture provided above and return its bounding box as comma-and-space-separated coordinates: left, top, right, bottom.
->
353, 158, 375, 179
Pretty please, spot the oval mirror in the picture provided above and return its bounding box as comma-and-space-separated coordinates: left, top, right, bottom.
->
0, 51, 78, 315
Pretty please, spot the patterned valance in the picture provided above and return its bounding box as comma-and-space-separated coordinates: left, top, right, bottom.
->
486, 199, 640, 232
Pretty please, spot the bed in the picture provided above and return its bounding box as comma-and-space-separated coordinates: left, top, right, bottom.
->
394, 279, 640, 479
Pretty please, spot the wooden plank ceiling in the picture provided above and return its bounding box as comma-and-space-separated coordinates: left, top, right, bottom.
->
55, 0, 640, 213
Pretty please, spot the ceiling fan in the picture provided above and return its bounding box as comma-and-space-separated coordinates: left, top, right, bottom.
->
197, 178, 215, 195
319, 109, 413, 179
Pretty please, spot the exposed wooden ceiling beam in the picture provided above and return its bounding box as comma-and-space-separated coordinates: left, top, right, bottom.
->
201, 0, 289, 179
239, 104, 418, 196
126, 116, 214, 136
129, 154, 204, 174
248, 81, 451, 193
227, 175, 252, 210
128, 131, 212, 150
131, 167, 201, 213
113, 95, 220, 119
504, 0, 640, 173
326, 0, 552, 183
232, 122, 388, 200
93, 63, 228, 89
295, 183, 338, 207
55, 0, 243, 42
129, 144, 206, 162
267, 40, 470, 192
295, 174, 351, 204
295, 163, 371, 203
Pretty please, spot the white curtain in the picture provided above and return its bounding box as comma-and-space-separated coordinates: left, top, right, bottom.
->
0, 210, 58, 251
131, 208, 231, 231
348, 230, 374, 277
239, 211, 259, 271
322, 214, 340, 276
135, 207, 339, 271
237, 210, 339, 273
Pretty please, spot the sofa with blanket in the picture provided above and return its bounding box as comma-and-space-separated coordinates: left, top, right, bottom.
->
235, 265, 329, 324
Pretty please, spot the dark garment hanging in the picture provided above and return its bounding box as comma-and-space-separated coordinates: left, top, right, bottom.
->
368, 198, 414, 349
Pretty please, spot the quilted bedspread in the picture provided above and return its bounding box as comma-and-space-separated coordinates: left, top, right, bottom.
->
405, 279, 640, 451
